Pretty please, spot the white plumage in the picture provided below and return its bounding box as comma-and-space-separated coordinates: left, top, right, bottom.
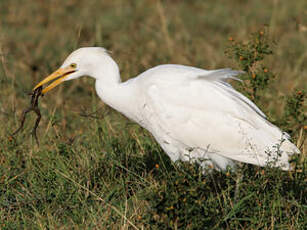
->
34, 47, 300, 170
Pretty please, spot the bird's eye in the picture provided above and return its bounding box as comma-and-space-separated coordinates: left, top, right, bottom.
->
70, 63, 77, 68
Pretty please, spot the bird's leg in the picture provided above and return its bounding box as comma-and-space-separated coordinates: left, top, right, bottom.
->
234, 164, 243, 203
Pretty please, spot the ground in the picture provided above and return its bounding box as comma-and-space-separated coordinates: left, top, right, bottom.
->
0, 0, 306, 229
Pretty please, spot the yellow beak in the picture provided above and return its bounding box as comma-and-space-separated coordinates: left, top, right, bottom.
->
33, 66, 76, 94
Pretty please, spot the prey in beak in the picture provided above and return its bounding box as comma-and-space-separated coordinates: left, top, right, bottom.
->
33, 64, 77, 94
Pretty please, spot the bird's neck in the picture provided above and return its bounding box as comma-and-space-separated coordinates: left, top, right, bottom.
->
95, 79, 137, 120
88, 55, 139, 121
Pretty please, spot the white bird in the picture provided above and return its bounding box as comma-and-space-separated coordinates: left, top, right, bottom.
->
34, 47, 300, 170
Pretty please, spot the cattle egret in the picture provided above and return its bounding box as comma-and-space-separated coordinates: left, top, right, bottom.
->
34, 47, 300, 170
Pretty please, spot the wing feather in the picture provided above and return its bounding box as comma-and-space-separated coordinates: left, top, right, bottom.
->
137, 65, 296, 169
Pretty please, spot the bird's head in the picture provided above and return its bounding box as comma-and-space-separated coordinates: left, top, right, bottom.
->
34, 47, 117, 94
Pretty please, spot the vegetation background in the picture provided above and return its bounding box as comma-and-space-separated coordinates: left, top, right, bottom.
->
0, 0, 306, 229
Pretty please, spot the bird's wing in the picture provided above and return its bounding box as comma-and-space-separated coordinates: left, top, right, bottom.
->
139, 67, 296, 169
198, 68, 267, 118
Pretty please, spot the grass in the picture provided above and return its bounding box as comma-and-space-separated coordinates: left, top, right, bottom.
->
0, 0, 306, 229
